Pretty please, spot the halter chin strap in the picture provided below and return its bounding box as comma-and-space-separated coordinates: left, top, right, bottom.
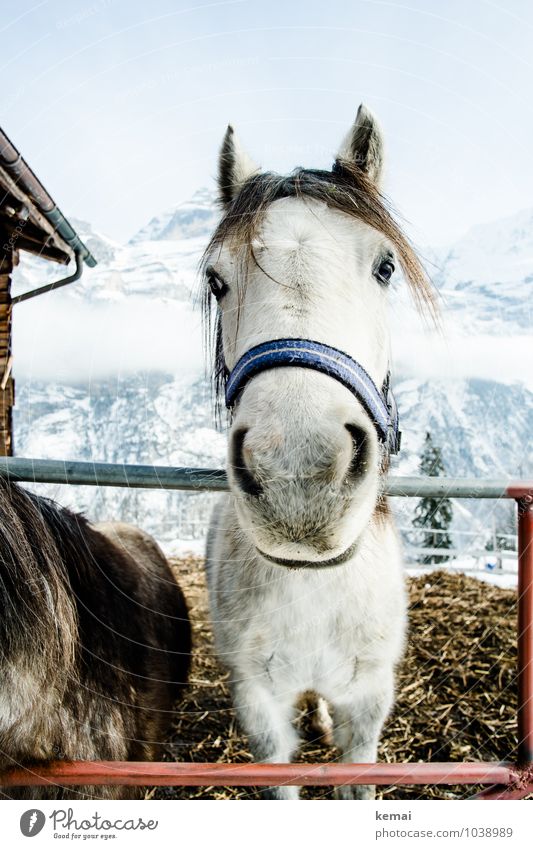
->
225, 338, 401, 455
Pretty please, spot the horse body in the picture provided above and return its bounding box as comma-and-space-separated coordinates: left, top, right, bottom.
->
207, 498, 405, 798
204, 105, 433, 798
0, 480, 191, 799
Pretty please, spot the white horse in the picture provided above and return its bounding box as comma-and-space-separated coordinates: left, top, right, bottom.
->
203, 105, 434, 799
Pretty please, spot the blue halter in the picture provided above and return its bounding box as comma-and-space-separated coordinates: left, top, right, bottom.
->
225, 338, 401, 455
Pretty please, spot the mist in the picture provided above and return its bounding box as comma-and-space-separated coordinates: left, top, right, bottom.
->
12, 291, 531, 394
12, 296, 205, 384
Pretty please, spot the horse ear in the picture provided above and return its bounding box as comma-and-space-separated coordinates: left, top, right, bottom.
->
218, 125, 260, 206
335, 104, 385, 186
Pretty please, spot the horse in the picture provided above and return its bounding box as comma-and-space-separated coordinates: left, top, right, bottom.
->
203, 104, 435, 799
0, 478, 191, 799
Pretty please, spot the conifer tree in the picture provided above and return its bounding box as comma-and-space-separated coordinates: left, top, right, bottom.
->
413, 431, 453, 564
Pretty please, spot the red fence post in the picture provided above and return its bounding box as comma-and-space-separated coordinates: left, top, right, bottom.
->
517, 496, 533, 765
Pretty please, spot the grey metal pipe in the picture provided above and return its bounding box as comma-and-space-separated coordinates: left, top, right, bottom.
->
386, 476, 531, 499
0, 457, 228, 491
11, 252, 84, 304
0, 457, 531, 499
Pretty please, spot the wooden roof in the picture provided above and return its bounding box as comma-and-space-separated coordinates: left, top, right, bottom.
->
0, 127, 96, 267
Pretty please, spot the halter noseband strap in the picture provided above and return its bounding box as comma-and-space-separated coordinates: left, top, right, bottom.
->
225, 338, 401, 455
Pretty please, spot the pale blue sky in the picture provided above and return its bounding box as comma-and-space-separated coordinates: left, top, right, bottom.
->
3, 0, 533, 245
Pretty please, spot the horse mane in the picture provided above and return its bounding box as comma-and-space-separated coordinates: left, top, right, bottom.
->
200, 161, 437, 411
0, 478, 78, 675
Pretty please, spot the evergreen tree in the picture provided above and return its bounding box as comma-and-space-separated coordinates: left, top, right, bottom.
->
413, 431, 453, 564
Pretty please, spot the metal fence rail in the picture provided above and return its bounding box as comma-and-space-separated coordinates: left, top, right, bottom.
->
1, 456, 533, 499
0, 457, 532, 800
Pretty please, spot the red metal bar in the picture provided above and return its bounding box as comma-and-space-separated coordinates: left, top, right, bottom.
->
506, 483, 533, 500
0, 761, 515, 788
517, 497, 533, 765
473, 783, 533, 800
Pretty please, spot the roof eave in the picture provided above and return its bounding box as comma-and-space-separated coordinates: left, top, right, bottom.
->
0, 128, 96, 268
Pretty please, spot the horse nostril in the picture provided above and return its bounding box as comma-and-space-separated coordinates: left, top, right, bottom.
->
230, 428, 263, 497
345, 424, 369, 480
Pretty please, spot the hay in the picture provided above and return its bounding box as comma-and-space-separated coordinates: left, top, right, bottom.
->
149, 557, 519, 800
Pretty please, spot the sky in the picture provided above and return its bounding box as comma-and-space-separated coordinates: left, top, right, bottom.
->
3, 0, 533, 247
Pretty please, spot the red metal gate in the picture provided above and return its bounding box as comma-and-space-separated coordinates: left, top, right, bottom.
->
0, 459, 531, 799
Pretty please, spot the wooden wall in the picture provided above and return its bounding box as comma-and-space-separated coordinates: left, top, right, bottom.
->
0, 231, 14, 455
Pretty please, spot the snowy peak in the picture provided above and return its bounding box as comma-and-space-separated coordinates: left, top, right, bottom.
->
68, 217, 121, 265
435, 205, 533, 287
129, 188, 219, 244
427, 206, 533, 332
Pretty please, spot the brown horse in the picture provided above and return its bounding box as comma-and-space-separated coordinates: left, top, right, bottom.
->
0, 478, 191, 799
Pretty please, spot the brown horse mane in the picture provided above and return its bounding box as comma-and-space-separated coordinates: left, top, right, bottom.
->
200, 161, 437, 412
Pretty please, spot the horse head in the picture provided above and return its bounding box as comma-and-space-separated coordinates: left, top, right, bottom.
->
202, 105, 434, 568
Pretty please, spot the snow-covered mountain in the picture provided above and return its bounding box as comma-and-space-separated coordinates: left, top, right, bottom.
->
10, 192, 533, 550
129, 188, 219, 244
13, 374, 224, 546
429, 207, 533, 332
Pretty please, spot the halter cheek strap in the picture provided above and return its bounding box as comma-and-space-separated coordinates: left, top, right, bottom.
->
224, 338, 401, 455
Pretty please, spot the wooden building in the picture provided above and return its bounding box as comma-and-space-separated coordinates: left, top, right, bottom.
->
0, 128, 96, 455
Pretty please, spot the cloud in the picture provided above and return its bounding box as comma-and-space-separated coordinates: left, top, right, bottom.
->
12, 289, 530, 393
12, 294, 206, 383
393, 327, 533, 390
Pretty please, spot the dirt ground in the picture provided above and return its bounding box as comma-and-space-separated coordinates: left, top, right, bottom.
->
148, 557, 519, 801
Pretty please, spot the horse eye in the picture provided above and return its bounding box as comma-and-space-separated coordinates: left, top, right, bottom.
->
207, 269, 228, 300
375, 258, 395, 285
